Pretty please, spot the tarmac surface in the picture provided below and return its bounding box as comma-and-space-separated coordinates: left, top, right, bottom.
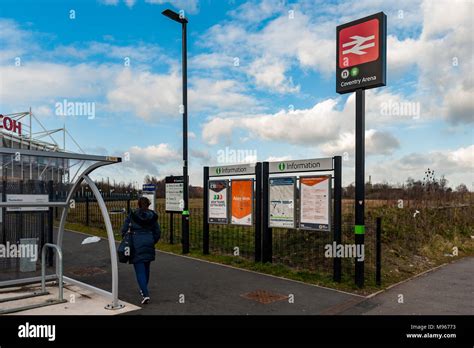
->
341, 257, 474, 315
60, 229, 364, 315
3, 229, 470, 315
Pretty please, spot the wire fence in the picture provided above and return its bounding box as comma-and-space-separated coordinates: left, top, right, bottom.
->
5, 182, 468, 286
0, 180, 53, 273
6, 180, 466, 283
59, 196, 381, 283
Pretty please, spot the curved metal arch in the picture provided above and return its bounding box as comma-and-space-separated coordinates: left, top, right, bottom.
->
57, 160, 123, 309
57, 160, 110, 246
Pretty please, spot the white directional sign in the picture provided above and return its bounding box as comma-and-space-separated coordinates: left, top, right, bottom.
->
165, 176, 184, 212
141, 183, 157, 211
6, 194, 49, 212
269, 158, 333, 173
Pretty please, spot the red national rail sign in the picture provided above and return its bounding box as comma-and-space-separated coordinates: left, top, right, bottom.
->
336, 12, 387, 94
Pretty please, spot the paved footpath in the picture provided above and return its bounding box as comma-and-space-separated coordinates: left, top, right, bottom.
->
341, 257, 474, 315
58, 229, 473, 315
60, 229, 364, 315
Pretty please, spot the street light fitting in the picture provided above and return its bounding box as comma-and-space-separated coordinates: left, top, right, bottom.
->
162, 9, 188, 24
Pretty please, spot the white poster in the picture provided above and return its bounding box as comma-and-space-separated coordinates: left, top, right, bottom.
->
208, 180, 228, 224
166, 182, 183, 212
269, 177, 296, 228
299, 176, 331, 231
6, 194, 49, 212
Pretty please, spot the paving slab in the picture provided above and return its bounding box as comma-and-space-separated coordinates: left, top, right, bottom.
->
0, 282, 139, 315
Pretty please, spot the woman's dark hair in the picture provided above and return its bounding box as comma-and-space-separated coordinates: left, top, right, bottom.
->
138, 196, 151, 210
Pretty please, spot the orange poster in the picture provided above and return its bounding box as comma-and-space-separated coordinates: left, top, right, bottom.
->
231, 180, 253, 226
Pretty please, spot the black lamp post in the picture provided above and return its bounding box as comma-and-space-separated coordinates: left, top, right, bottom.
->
162, 9, 190, 254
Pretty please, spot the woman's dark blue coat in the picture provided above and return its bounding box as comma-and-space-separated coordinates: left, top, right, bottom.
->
120, 208, 161, 264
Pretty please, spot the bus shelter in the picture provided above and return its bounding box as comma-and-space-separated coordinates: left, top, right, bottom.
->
0, 147, 124, 313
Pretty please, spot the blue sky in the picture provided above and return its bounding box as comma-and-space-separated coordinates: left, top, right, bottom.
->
0, 0, 472, 187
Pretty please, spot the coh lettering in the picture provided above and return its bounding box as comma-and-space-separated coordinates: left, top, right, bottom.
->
0, 115, 22, 135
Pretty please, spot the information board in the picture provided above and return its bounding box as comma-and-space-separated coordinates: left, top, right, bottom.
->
208, 180, 229, 224
230, 179, 253, 226
299, 176, 331, 231
269, 177, 296, 228
165, 176, 184, 212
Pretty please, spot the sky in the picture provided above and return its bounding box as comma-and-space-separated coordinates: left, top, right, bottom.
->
0, 0, 472, 188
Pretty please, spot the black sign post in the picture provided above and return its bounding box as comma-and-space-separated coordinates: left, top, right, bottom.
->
203, 167, 210, 255
254, 162, 262, 262
261, 162, 271, 263
333, 156, 342, 282
161, 9, 190, 255
355, 89, 365, 287
336, 12, 387, 287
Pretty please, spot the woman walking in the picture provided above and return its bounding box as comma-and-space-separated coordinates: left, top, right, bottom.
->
121, 196, 161, 304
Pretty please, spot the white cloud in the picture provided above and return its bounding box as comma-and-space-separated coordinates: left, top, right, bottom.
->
0, 20, 256, 122
442, 82, 474, 125
200, 88, 419, 146
386, 35, 420, 75
0, 19, 42, 64
190, 53, 234, 70
199, 10, 334, 93
265, 155, 292, 162
189, 78, 258, 112
248, 57, 299, 93
202, 117, 236, 145
129, 143, 179, 163
239, 99, 342, 144
368, 145, 474, 187
199, 0, 473, 123
321, 129, 400, 157
450, 145, 474, 168
0, 62, 118, 107
91, 143, 181, 182
121, 143, 181, 174
228, 0, 284, 23
51, 42, 166, 65
145, 0, 199, 14
106, 68, 181, 120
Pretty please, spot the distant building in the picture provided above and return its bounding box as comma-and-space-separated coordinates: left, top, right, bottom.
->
1, 111, 69, 183
1, 110, 70, 273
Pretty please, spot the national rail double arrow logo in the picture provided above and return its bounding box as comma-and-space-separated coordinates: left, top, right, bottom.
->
342, 35, 375, 56
339, 18, 379, 68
